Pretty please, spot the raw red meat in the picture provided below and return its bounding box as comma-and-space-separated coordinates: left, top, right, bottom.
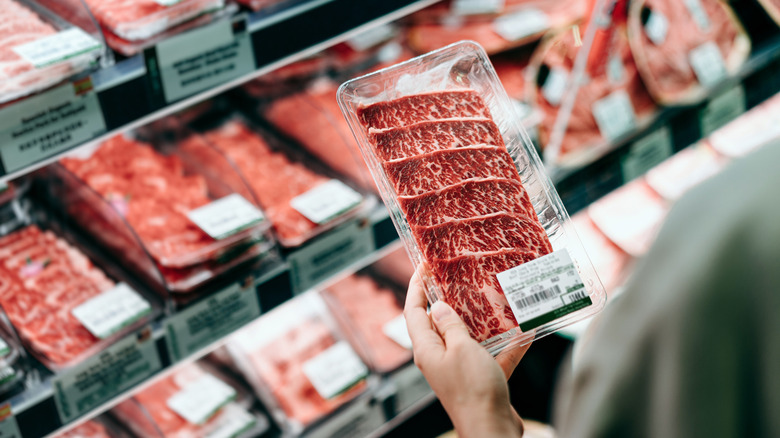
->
322, 275, 411, 372
627, 0, 749, 105
359, 90, 553, 342
383, 146, 521, 197
0, 225, 112, 366
493, 57, 530, 101
55, 419, 112, 438
399, 179, 535, 227
358, 90, 492, 131
370, 119, 504, 161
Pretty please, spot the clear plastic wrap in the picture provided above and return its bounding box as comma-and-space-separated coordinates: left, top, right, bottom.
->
338, 41, 606, 355
225, 291, 371, 434
0, 0, 106, 104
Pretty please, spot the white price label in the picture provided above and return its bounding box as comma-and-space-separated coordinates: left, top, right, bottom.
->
302, 341, 368, 400
452, 0, 505, 15
71, 283, 151, 339
689, 41, 727, 88
167, 374, 237, 425
382, 314, 412, 349
205, 404, 257, 438
592, 90, 638, 141
346, 24, 396, 51
187, 194, 264, 240
155, 0, 185, 5
541, 67, 568, 106
497, 249, 591, 331
290, 179, 363, 225
12, 27, 100, 68
493, 8, 550, 41
0, 404, 21, 438
684, 0, 711, 32
0, 338, 9, 357
644, 11, 669, 46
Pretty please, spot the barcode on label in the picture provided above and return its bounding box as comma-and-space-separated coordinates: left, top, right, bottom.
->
562, 289, 589, 305
513, 285, 561, 310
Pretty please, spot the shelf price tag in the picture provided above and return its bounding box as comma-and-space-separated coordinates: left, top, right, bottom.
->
0, 404, 21, 438
0, 79, 106, 175
187, 194, 265, 240
700, 85, 745, 137
621, 125, 673, 183
54, 327, 161, 423
151, 16, 255, 103
288, 218, 375, 293
166, 280, 260, 362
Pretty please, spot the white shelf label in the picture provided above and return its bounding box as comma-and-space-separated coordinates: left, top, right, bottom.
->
0, 366, 15, 386
166, 281, 260, 361
541, 67, 568, 106
684, 0, 711, 32
592, 89, 638, 141
155, 17, 255, 103
290, 180, 363, 225
205, 404, 257, 438
12, 27, 100, 68
497, 249, 592, 331
54, 328, 162, 423
0, 404, 21, 438
167, 374, 237, 425
382, 314, 412, 349
0, 80, 106, 174
72, 283, 151, 339
346, 24, 396, 51
621, 126, 673, 182
644, 11, 669, 46
452, 0, 505, 15
302, 341, 368, 400
493, 8, 550, 41
700, 85, 746, 137
689, 41, 727, 88
187, 194, 264, 240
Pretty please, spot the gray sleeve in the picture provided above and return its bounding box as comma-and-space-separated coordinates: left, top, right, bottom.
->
553, 142, 780, 438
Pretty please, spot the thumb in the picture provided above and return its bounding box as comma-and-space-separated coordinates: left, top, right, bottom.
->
430, 301, 472, 346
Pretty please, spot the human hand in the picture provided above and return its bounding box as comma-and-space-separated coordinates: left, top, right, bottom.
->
404, 270, 531, 438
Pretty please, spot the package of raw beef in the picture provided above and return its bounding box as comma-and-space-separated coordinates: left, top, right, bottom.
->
626, 0, 750, 105
226, 291, 371, 434
53, 415, 133, 438
53, 134, 276, 293
186, 116, 374, 247
0, 222, 159, 370
112, 362, 268, 438
320, 272, 413, 373
0, 0, 106, 104
338, 41, 606, 355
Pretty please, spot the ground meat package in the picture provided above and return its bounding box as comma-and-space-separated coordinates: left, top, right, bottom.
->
225, 291, 372, 434
0, 0, 105, 104
338, 41, 606, 354
627, 0, 750, 105
111, 361, 268, 438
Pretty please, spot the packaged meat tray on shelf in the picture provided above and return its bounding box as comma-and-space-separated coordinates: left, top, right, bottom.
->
185, 115, 375, 248
338, 41, 607, 355
0, 207, 160, 371
0, 0, 106, 104
47, 132, 277, 294
225, 291, 373, 434
53, 415, 132, 438
320, 271, 412, 374
644, 140, 728, 203
111, 361, 268, 438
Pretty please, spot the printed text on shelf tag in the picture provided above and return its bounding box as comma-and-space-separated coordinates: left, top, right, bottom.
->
12, 28, 101, 68
592, 90, 637, 141
187, 194, 264, 240
382, 314, 412, 349
644, 11, 669, 46
290, 179, 363, 224
71, 283, 151, 339
167, 374, 237, 425
497, 249, 592, 331
452, 0, 505, 15
689, 41, 727, 88
302, 341, 368, 400
493, 8, 549, 41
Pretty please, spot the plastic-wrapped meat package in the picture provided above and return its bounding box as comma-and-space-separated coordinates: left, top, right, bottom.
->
54, 419, 113, 438
112, 362, 259, 438
0, 225, 129, 368
645, 141, 727, 202
194, 119, 367, 246
570, 213, 631, 296
708, 98, 780, 158
263, 80, 375, 191
83, 0, 225, 41
321, 274, 412, 373
243, 55, 331, 99
588, 180, 670, 258
529, 25, 656, 164
226, 292, 369, 431
627, 0, 750, 105
0, 0, 100, 103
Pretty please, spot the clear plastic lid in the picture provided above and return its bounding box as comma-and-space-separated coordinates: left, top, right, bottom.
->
338, 41, 607, 355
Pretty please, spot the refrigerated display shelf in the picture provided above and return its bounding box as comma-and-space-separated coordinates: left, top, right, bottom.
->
0, 0, 437, 183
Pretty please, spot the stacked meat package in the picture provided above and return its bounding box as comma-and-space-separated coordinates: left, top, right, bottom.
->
226, 292, 371, 433
53, 416, 129, 438
55, 134, 275, 293
112, 362, 264, 438
339, 41, 606, 353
